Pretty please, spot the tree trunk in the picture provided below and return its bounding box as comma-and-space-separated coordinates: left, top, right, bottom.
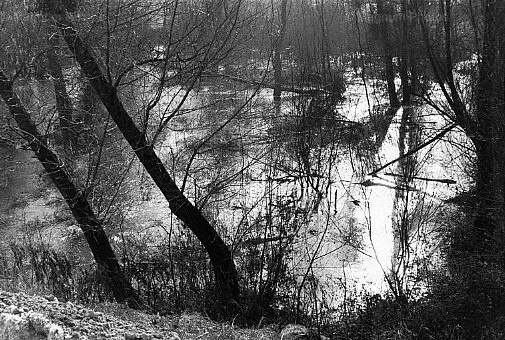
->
399, 0, 412, 106
419, 0, 505, 336
375, 0, 400, 108
384, 53, 400, 108
49, 11, 240, 309
0, 70, 140, 308
272, 0, 288, 104
471, 0, 505, 256
46, 29, 76, 151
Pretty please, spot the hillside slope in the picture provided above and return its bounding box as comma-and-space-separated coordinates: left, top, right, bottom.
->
0, 290, 278, 340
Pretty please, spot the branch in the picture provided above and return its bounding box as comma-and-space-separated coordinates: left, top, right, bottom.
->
368, 122, 458, 176
201, 72, 331, 95
115, 57, 168, 87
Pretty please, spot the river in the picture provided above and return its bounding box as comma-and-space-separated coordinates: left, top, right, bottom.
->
0, 74, 471, 310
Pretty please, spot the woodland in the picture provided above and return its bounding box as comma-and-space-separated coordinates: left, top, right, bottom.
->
0, 0, 504, 339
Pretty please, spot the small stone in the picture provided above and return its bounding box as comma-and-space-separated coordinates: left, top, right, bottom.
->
280, 324, 309, 340
47, 323, 65, 340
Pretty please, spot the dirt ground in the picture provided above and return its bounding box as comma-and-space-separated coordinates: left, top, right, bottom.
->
0, 289, 278, 340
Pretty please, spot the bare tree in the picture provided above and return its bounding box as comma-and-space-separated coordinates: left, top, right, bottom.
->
0, 70, 140, 308
417, 0, 505, 335
419, 0, 505, 255
41, 0, 241, 309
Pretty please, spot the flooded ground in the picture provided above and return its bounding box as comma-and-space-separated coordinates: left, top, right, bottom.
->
122, 75, 471, 303
0, 146, 55, 238
0, 73, 471, 307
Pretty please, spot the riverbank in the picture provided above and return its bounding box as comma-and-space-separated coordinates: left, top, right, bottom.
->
0, 289, 278, 340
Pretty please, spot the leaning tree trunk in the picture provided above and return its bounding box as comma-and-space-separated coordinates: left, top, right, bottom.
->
0, 70, 140, 308
48, 10, 240, 309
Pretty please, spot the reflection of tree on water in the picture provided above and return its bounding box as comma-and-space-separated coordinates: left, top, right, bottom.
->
389, 106, 424, 303
180, 88, 375, 314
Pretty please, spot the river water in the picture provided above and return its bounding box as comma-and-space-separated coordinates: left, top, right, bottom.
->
123, 76, 471, 308
0, 74, 471, 309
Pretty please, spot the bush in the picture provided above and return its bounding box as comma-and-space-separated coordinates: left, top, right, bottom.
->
0, 241, 110, 304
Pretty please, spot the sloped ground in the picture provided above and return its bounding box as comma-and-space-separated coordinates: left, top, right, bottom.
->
0, 290, 278, 340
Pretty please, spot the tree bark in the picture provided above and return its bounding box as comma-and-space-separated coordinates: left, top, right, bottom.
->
376, 0, 400, 108
0, 70, 140, 308
420, 1, 505, 335
46, 29, 76, 151
272, 0, 289, 104
399, 0, 412, 106
49, 11, 240, 309
471, 0, 505, 255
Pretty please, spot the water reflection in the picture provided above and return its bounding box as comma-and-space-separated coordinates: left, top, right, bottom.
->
0, 76, 470, 309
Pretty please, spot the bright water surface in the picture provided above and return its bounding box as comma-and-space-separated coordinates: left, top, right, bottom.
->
0, 74, 471, 307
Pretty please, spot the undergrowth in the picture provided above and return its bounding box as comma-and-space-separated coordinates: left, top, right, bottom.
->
1, 213, 505, 339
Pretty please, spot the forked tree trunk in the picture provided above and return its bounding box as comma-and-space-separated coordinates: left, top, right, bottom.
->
0, 70, 140, 308
48, 11, 240, 309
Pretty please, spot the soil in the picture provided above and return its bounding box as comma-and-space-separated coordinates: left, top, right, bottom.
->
0, 289, 278, 340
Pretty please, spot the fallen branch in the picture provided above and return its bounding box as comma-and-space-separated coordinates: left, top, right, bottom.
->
201, 72, 331, 95
384, 172, 457, 184
369, 122, 459, 176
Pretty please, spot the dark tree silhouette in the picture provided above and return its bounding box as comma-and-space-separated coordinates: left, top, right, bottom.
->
46, 30, 76, 150
419, 0, 505, 336
374, 0, 400, 109
420, 0, 505, 256
0, 70, 140, 308
42, 3, 240, 310
272, 0, 289, 104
